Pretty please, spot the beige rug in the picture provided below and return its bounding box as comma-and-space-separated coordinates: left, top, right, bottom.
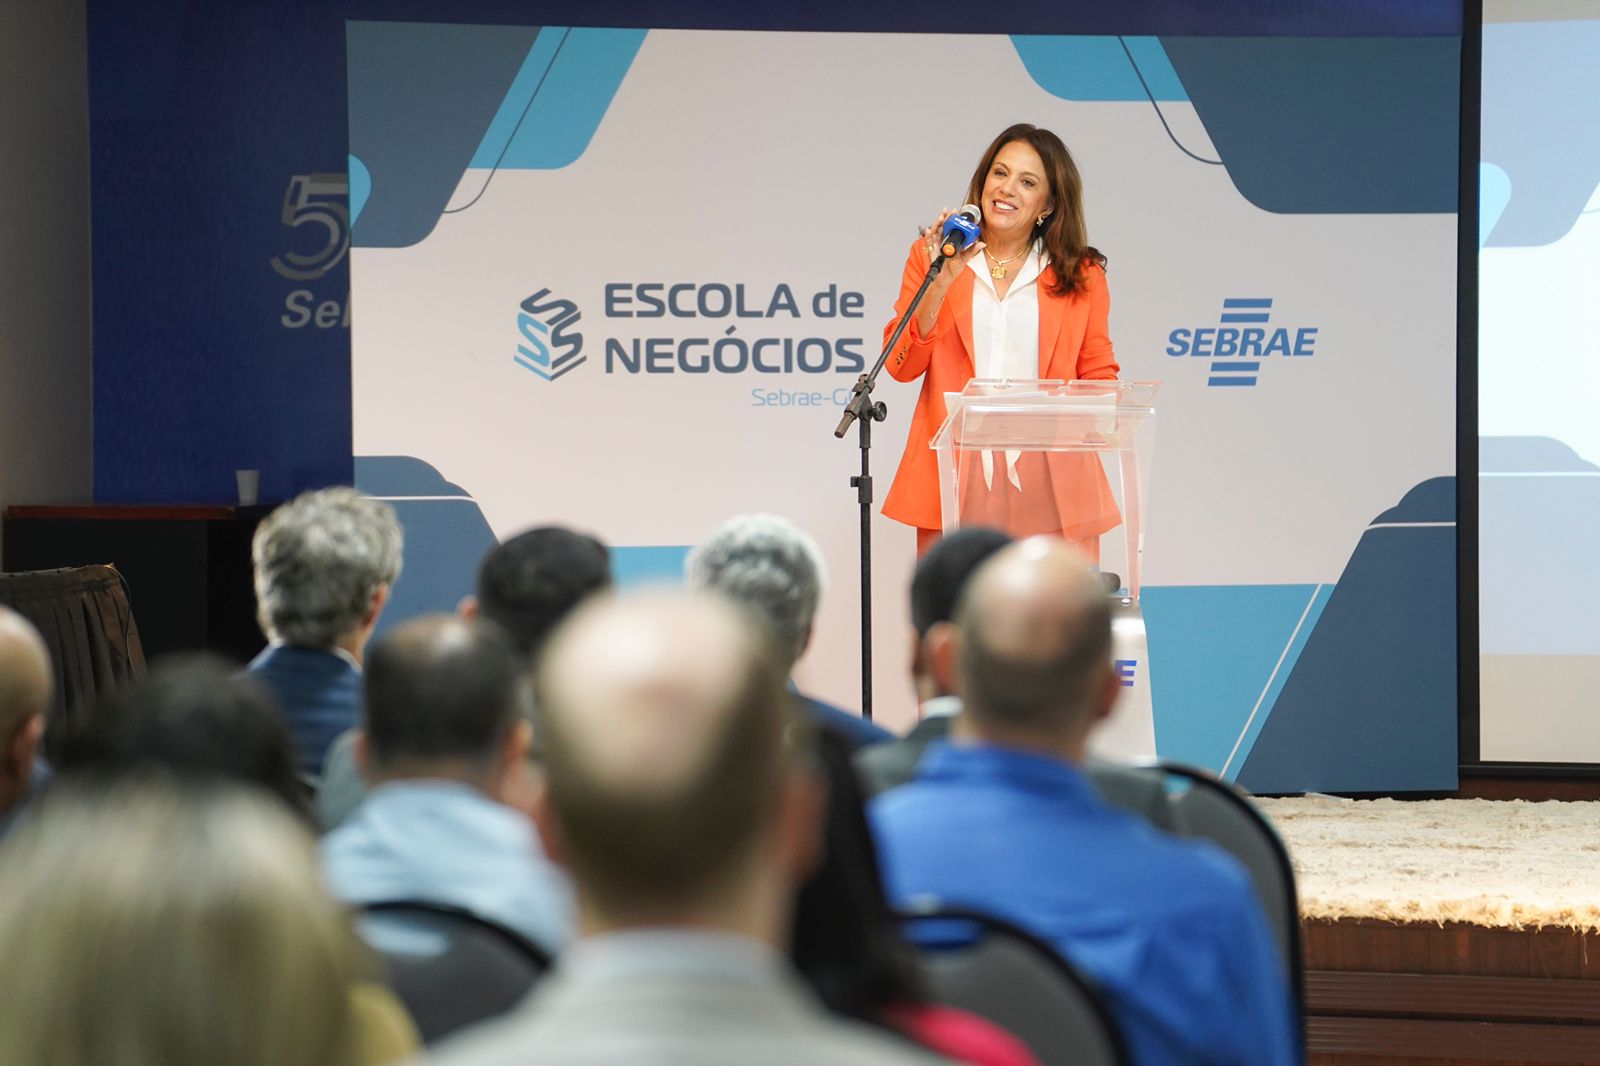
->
1254, 795, 1600, 931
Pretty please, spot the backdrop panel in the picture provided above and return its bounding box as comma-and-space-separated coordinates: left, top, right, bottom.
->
348, 22, 1459, 788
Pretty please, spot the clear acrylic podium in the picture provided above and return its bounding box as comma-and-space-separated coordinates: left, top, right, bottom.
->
931, 378, 1162, 758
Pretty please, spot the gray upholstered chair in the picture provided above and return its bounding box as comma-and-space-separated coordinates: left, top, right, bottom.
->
359, 900, 550, 1045
1147, 760, 1305, 1053
899, 904, 1129, 1066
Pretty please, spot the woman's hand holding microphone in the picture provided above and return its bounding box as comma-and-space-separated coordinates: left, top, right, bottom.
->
914, 207, 984, 336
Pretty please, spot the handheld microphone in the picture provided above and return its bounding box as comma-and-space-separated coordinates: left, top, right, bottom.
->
939, 205, 983, 258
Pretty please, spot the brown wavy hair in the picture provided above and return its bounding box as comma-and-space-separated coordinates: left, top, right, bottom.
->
963, 123, 1106, 298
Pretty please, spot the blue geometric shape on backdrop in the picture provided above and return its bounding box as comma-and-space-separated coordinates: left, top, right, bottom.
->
1479, 162, 1512, 248
1143, 584, 1330, 773
1372, 475, 1456, 525
354, 455, 497, 638
1011, 35, 1187, 101
1158, 36, 1460, 213
611, 546, 691, 588
1228, 583, 1334, 779
474, 28, 647, 171
348, 154, 373, 228
1237, 479, 1458, 793
468, 26, 569, 169
353, 455, 473, 498
348, 21, 540, 248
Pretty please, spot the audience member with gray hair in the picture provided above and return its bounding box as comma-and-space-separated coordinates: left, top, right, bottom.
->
246, 487, 403, 775
686, 514, 890, 751
0, 606, 52, 839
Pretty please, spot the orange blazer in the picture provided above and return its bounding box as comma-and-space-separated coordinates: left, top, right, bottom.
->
880, 238, 1122, 536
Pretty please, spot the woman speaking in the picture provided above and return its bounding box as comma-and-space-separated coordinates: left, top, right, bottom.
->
880, 124, 1121, 559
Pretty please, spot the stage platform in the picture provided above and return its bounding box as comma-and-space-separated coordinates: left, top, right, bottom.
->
1258, 797, 1600, 1064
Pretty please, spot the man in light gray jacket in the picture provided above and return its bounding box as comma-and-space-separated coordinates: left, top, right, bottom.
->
426, 590, 943, 1066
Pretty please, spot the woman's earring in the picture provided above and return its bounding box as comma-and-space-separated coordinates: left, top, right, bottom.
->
1036, 215, 1048, 227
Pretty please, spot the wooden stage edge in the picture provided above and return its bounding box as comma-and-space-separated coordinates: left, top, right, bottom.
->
1303, 917, 1600, 1065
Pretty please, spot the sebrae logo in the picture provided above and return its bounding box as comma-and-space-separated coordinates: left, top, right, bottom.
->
1166, 298, 1318, 388
516, 289, 585, 381
274, 173, 351, 330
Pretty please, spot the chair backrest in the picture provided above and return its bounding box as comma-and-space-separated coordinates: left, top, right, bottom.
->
899, 904, 1130, 1066
1148, 761, 1305, 1044
0, 565, 145, 755
358, 900, 551, 1045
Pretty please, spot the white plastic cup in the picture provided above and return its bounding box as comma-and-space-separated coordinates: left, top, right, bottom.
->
235, 469, 261, 506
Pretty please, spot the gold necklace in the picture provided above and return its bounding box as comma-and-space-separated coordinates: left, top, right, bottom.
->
985, 245, 1028, 280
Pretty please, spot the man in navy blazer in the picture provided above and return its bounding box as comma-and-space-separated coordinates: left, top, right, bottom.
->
245, 487, 402, 776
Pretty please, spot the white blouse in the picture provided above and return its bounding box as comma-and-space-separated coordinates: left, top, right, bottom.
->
967, 239, 1045, 381
967, 240, 1046, 489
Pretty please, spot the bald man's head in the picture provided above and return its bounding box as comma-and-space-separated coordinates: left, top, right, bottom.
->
0, 609, 51, 735
956, 538, 1115, 743
533, 590, 799, 915
0, 607, 52, 812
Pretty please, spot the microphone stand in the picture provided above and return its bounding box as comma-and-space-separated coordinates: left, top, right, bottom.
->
834, 254, 947, 719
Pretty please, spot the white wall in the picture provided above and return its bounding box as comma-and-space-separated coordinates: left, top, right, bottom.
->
0, 0, 93, 556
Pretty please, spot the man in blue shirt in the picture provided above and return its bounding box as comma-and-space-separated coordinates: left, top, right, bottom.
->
320, 614, 571, 954
871, 538, 1296, 1066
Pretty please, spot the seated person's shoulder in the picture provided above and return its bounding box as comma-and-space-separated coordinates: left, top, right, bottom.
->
865, 771, 944, 822
246, 644, 359, 685
854, 738, 923, 797
1128, 827, 1262, 923
795, 692, 894, 749
1084, 759, 1174, 829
